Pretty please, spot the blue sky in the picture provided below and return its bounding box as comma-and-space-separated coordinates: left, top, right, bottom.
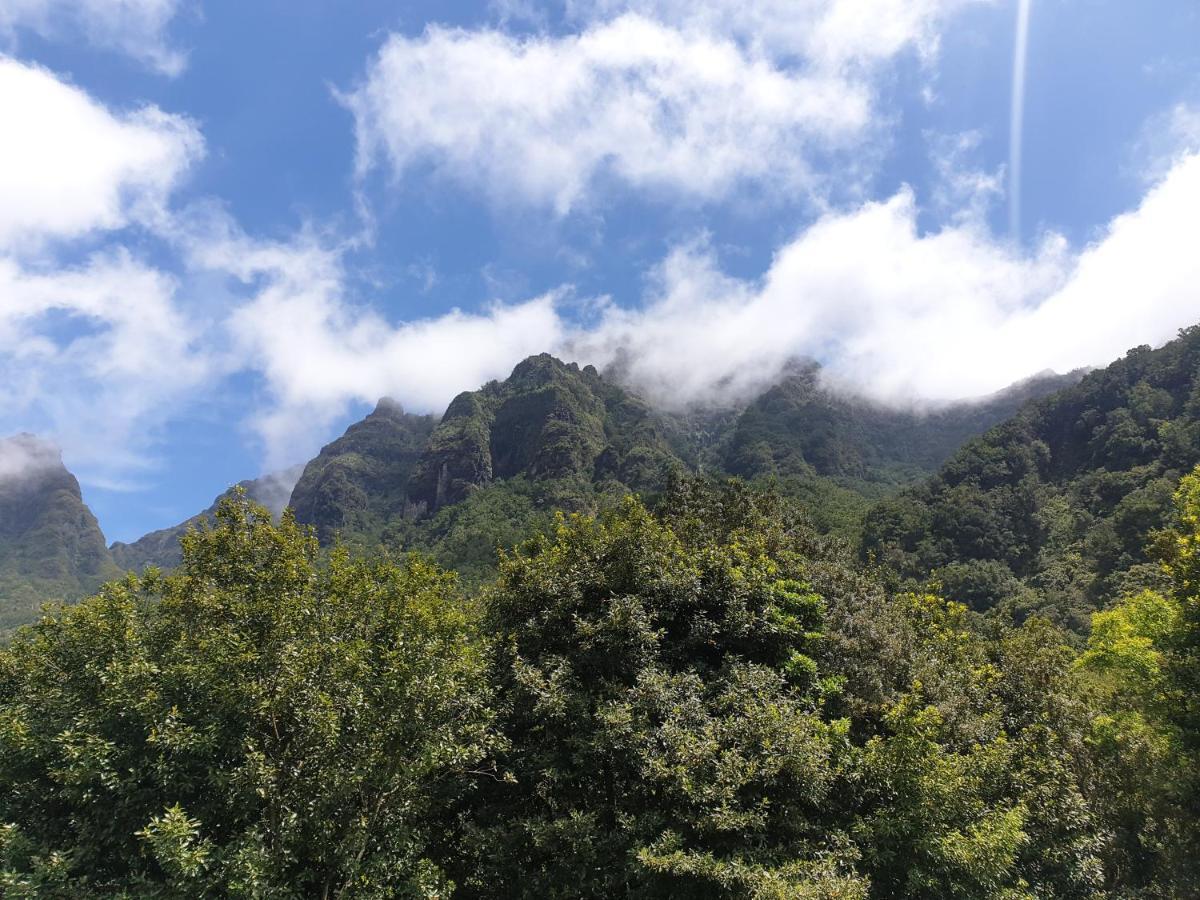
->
1, 0, 1199, 543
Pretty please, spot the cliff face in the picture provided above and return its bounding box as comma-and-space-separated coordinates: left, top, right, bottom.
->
0, 434, 118, 633
288, 400, 437, 544
407, 354, 679, 512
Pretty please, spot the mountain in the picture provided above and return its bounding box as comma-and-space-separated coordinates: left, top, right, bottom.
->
110, 466, 304, 572
406, 354, 680, 510
693, 362, 1083, 535
863, 325, 1200, 631
287, 398, 437, 544
1, 350, 1099, 629
291, 355, 683, 583
0, 434, 119, 635
724, 362, 1084, 484
286, 353, 1077, 582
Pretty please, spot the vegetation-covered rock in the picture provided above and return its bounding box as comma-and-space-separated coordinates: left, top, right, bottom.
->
0, 435, 118, 636
864, 326, 1200, 629
289, 398, 436, 544
110, 466, 303, 572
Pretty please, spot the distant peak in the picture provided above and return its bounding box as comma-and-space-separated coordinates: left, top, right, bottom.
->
374, 396, 406, 416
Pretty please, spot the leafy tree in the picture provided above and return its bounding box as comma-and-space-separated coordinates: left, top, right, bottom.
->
0, 496, 497, 897
458, 480, 1108, 898
1076, 466, 1200, 895
459, 482, 865, 897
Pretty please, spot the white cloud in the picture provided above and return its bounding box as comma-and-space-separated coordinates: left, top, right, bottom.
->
1133, 102, 1200, 184
183, 222, 567, 467
0, 432, 62, 483
0, 56, 202, 252
0, 58, 206, 484
345, 14, 874, 214
0, 0, 186, 75
566, 0, 979, 70
0, 251, 213, 479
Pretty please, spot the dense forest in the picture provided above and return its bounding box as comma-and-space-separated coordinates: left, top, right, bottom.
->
864, 325, 1200, 632
3, 332, 1200, 894
2, 474, 1199, 895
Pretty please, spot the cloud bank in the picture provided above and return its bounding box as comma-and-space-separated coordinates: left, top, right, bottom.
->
572, 151, 1200, 405
225, 149, 1200, 458
0, 433, 62, 485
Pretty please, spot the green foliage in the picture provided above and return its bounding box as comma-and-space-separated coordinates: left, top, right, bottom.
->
455, 481, 1109, 897
0, 495, 497, 896
864, 326, 1200, 628
459, 484, 864, 897
1075, 465, 1200, 895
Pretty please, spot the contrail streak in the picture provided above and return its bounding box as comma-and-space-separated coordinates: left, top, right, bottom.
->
1010, 0, 1033, 242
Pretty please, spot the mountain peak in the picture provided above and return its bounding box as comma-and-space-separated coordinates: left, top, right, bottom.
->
507, 353, 588, 386
0, 433, 66, 485
374, 396, 406, 416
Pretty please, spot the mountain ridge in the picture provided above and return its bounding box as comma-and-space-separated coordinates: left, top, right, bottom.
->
0, 352, 1106, 629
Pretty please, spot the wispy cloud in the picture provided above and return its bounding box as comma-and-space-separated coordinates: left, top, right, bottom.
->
0, 433, 62, 484
562, 0, 980, 70
0, 0, 188, 75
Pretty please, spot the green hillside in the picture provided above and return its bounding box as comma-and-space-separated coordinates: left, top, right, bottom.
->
863, 325, 1200, 630
273, 354, 1080, 585
293, 355, 683, 583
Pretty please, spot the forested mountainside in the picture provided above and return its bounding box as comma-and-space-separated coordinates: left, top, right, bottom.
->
718, 362, 1082, 533
0, 350, 1108, 625
724, 362, 1083, 483
290, 354, 684, 583
280, 354, 1076, 583
110, 466, 304, 573
863, 325, 1200, 631
0, 435, 118, 635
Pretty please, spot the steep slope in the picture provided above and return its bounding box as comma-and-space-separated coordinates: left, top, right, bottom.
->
293, 356, 683, 582
0, 435, 118, 634
110, 466, 303, 572
407, 354, 680, 511
725, 363, 1083, 483
288, 398, 437, 544
714, 362, 1082, 534
863, 325, 1200, 630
